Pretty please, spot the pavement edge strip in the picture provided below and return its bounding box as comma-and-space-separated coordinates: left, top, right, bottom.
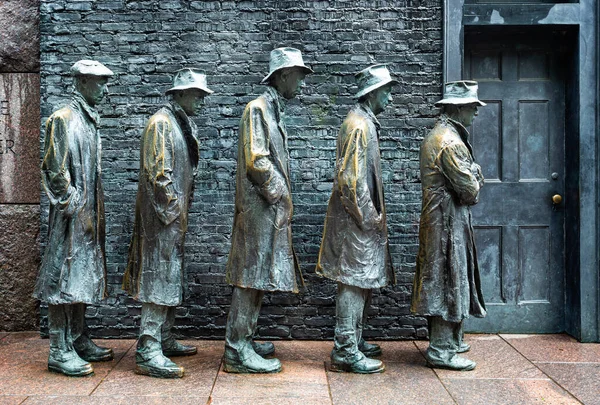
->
323, 360, 335, 405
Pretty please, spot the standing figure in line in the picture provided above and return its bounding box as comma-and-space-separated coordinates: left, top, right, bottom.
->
224, 48, 312, 373
316, 64, 397, 374
122, 69, 213, 378
411, 80, 487, 371
34, 60, 114, 376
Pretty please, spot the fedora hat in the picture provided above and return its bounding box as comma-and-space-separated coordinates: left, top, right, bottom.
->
165, 68, 214, 95
355, 64, 398, 99
70, 60, 114, 77
435, 80, 486, 106
261, 47, 313, 84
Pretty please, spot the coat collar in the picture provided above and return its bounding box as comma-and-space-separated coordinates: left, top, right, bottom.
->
71, 92, 100, 126
264, 86, 285, 121
358, 103, 381, 130
439, 113, 474, 157
166, 101, 200, 168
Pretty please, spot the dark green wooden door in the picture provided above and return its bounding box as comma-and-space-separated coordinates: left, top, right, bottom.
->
463, 35, 566, 333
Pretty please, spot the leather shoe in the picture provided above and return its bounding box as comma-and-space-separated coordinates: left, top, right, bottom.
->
426, 354, 476, 371
330, 351, 385, 374
252, 341, 275, 357
358, 340, 382, 357
457, 342, 471, 353
223, 347, 281, 373
48, 349, 94, 377
73, 335, 113, 362
135, 351, 184, 378
162, 339, 197, 357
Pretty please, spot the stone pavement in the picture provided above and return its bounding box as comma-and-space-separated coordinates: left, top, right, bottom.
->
0, 332, 598, 404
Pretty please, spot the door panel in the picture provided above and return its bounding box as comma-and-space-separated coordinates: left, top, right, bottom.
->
464, 35, 565, 333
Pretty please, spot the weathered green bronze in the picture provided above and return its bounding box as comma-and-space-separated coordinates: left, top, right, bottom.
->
34, 60, 114, 377
317, 64, 397, 374
223, 48, 312, 374
411, 80, 487, 371
122, 68, 213, 379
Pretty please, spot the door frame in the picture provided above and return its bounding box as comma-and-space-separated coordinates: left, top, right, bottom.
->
442, 0, 600, 342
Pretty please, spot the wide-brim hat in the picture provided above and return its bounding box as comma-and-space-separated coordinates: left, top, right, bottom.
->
355, 64, 398, 99
70, 60, 114, 77
435, 80, 486, 106
261, 47, 313, 84
165, 68, 214, 95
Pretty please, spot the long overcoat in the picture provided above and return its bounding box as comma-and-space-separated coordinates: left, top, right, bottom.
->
226, 87, 303, 292
316, 104, 395, 289
411, 115, 486, 323
34, 94, 107, 304
122, 102, 199, 306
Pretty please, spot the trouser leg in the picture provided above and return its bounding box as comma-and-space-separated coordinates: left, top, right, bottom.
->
161, 306, 176, 343
139, 302, 169, 344
426, 316, 460, 363
333, 283, 368, 360
48, 304, 72, 354
70, 303, 86, 342
357, 289, 372, 345
225, 287, 264, 354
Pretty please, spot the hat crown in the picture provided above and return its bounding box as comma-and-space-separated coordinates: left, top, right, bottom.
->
354, 64, 397, 99
172, 68, 208, 90
443, 80, 479, 101
268, 47, 306, 74
70, 59, 114, 77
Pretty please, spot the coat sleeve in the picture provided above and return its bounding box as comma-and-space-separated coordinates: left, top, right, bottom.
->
242, 103, 287, 205
142, 117, 181, 225
337, 127, 380, 229
41, 112, 82, 217
438, 141, 482, 205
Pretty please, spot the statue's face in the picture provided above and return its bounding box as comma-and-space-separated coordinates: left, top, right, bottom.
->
175, 89, 206, 116
276, 67, 307, 99
369, 84, 393, 115
458, 104, 479, 127
79, 76, 109, 107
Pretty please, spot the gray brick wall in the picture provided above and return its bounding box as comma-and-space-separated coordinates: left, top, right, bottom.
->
39, 0, 442, 340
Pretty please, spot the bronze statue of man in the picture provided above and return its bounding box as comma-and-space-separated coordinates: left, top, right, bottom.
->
317, 64, 396, 374
411, 80, 487, 371
224, 48, 312, 373
34, 60, 114, 376
122, 69, 213, 378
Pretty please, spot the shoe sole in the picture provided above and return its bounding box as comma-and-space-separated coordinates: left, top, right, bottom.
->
426, 361, 476, 371
135, 365, 184, 378
162, 349, 198, 357
79, 354, 114, 362
329, 363, 385, 374
360, 349, 382, 358
48, 364, 94, 377
223, 363, 281, 374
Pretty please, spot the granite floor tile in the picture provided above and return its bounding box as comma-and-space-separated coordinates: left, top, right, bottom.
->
0, 396, 27, 405
22, 395, 208, 405
327, 343, 455, 405
91, 340, 221, 399
501, 334, 600, 363
415, 334, 545, 379
265, 340, 333, 362
211, 360, 330, 401
0, 338, 133, 396
441, 378, 581, 405
0, 332, 39, 346
536, 362, 600, 405
0, 333, 9, 341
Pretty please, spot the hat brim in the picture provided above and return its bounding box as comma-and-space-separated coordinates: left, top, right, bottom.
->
165, 84, 214, 95
434, 97, 486, 107
354, 79, 398, 99
260, 65, 314, 84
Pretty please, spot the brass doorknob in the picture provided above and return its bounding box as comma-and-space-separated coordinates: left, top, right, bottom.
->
552, 194, 563, 204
